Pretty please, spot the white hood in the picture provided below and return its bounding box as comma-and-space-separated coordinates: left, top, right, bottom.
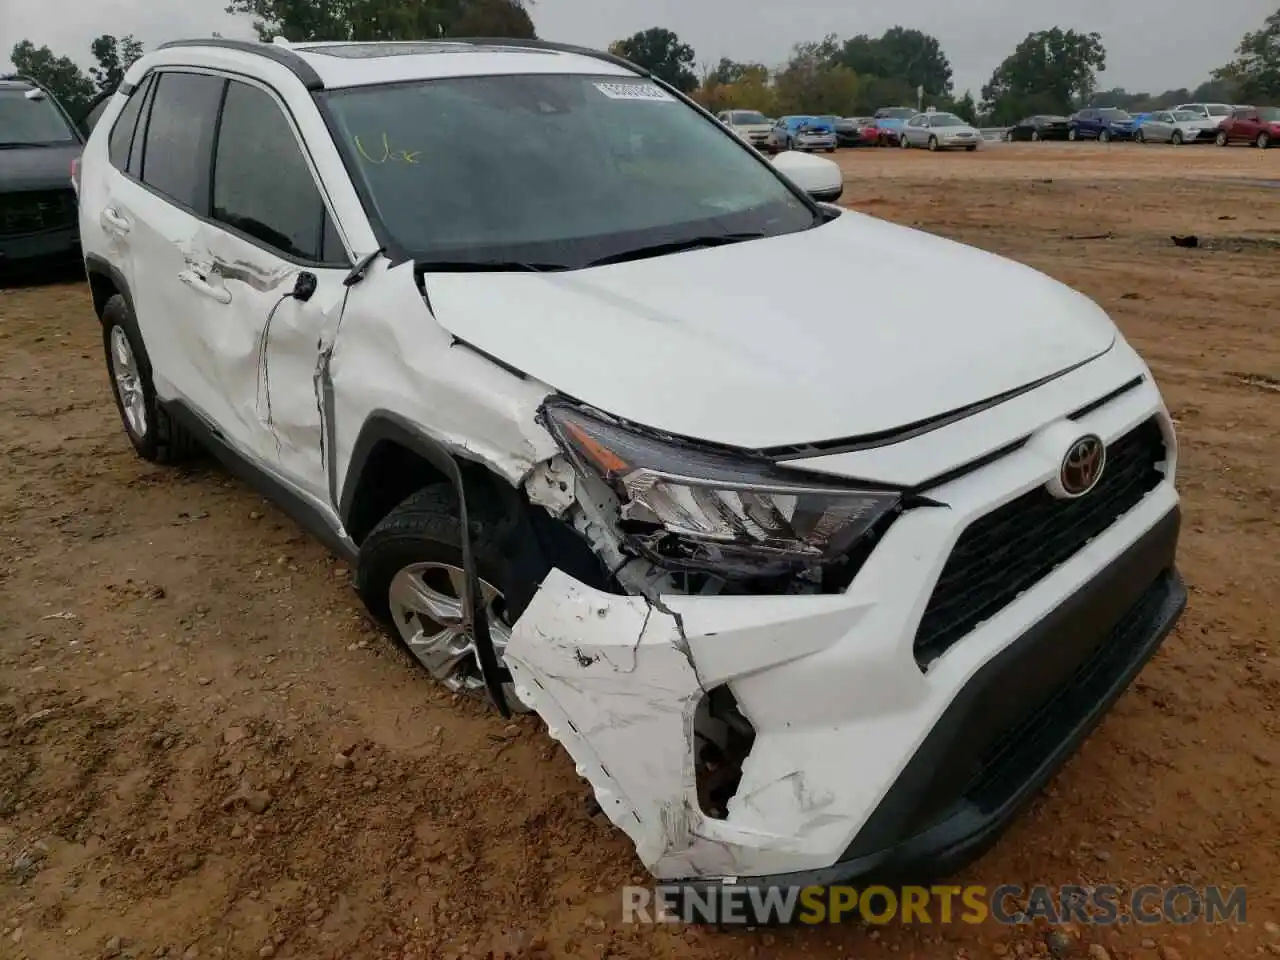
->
423, 212, 1116, 450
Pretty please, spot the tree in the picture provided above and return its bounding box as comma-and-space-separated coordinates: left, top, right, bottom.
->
1212, 8, 1280, 102
773, 35, 859, 115
837, 27, 952, 96
89, 34, 145, 95
610, 27, 697, 92
9, 40, 97, 119
708, 57, 752, 86
980, 28, 1106, 124
225, 0, 535, 43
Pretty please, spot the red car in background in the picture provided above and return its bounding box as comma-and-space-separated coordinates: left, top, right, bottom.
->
834, 116, 880, 147
1215, 106, 1280, 148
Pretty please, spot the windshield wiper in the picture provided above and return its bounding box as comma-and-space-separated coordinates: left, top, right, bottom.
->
0, 141, 60, 149
584, 232, 767, 268
415, 260, 568, 273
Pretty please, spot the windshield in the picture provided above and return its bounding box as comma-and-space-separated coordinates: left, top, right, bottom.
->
731, 110, 767, 124
1208, 105, 1230, 116
1171, 111, 1199, 122
1099, 109, 1132, 122
929, 114, 964, 127
877, 107, 916, 120
0, 88, 78, 145
322, 74, 817, 268
1260, 107, 1280, 121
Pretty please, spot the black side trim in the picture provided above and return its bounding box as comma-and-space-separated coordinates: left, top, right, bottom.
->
764, 344, 1114, 461
164, 400, 357, 564
83, 253, 137, 321
1069, 374, 1144, 420
157, 38, 325, 91
338, 410, 511, 716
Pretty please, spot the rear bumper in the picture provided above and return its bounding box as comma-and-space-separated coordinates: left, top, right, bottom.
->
673, 506, 1185, 904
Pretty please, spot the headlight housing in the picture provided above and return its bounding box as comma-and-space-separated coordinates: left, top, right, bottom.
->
542, 401, 902, 576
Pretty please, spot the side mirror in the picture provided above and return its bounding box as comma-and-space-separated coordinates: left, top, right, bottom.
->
771, 151, 843, 204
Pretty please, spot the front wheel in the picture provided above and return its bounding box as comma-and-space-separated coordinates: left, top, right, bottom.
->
899, 134, 910, 149
1030, 130, 1040, 142
824, 147, 835, 153
356, 484, 531, 710
1216, 130, 1229, 146
965, 144, 977, 152
1098, 129, 1111, 144
1134, 129, 1145, 143
1067, 128, 1078, 142
1171, 130, 1183, 145
1258, 132, 1271, 149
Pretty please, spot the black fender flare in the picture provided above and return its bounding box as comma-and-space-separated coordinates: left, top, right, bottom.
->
341, 410, 511, 717
84, 254, 139, 326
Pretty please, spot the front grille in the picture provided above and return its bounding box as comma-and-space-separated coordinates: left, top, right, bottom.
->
0, 189, 77, 237
914, 418, 1167, 666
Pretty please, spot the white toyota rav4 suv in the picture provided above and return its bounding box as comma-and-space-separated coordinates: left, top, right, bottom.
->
78, 37, 1185, 905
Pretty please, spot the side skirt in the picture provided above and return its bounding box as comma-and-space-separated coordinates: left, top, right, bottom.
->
163, 399, 358, 566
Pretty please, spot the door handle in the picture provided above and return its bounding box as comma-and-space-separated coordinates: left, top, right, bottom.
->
100, 208, 130, 235
178, 269, 232, 304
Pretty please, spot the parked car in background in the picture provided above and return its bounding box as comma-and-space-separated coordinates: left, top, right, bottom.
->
767, 115, 837, 153
1215, 106, 1280, 147
1174, 103, 1233, 128
835, 116, 879, 147
1007, 115, 1070, 141
1068, 107, 1137, 142
0, 75, 85, 273
899, 112, 981, 151
717, 109, 773, 150
872, 106, 916, 145
1129, 112, 1152, 130
1134, 110, 1216, 144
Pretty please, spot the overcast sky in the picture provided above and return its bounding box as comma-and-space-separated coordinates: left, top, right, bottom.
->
2, 0, 1271, 96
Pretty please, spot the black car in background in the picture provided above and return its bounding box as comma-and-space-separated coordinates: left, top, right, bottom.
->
0, 75, 84, 275
1007, 115, 1071, 141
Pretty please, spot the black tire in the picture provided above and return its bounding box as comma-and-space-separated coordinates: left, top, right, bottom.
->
1068, 127, 1078, 142
101, 294, 199, 464
1258, 132, 1271, 149
1134, 128, 1145, 143
1030, 130, 1040, 142
1171, 130, 1183, 145
824, 147, 835, 153
356, 484, 509, 628
965, 144, 977, 151
1216, 130, 1229, 146
1099, 129, 1111, 144
927, 136, 939, 152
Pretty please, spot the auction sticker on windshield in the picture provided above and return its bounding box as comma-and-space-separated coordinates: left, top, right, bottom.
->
593, 81, 674, 102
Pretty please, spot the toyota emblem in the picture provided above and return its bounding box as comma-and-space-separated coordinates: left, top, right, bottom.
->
1058, 435, 1106, 497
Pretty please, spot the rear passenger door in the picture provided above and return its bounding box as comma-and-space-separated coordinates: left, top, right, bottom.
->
191, 77, 351, 502
109, 70, 228, 421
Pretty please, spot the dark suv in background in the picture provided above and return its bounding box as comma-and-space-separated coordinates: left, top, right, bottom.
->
1068, 107, 1137, 142
0, 75, 84, 275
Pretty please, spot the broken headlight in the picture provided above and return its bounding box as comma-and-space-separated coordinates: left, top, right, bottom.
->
542, 402, 901, 574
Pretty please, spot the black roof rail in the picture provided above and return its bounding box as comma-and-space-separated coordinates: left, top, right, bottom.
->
156, 38, 325, 91
429, 37, 649, 76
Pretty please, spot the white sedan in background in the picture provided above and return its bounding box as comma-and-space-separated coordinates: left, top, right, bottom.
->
899, 112, 982, 151
1135, 110, 1217, 144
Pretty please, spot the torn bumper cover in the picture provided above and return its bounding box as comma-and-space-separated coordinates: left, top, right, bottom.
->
504, 505, 1185, 886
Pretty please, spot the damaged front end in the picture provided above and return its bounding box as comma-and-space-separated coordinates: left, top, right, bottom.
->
503, 398, 908, 879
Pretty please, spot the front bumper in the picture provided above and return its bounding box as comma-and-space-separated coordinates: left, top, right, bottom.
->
796, 136, 837, 149
0, 224, 81, 271
505, 355, 1184, 885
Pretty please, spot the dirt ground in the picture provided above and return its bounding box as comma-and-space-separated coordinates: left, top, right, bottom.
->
1, 141, 1278, 960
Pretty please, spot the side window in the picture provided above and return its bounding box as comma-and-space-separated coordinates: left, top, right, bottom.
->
142, 72, 225, 212
212, 79, 327, 262
127, 76, 157, 178
107, 78, 149, 169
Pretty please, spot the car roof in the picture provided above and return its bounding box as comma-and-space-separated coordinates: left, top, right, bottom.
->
143, 38, 637, 91
0, 77, 38, 91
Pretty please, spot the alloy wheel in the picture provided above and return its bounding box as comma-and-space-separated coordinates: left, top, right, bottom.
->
108, 326, 147, 439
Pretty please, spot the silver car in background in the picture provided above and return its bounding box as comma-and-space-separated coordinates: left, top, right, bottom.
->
1174, 102, 1233, 128
900, 112, 981, 151
1135, 110, 1216, 144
